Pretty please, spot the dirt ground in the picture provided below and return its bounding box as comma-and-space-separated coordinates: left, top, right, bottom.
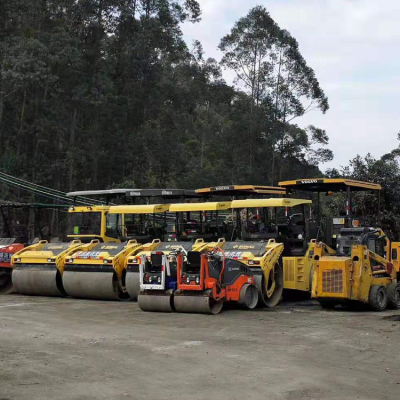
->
0, 294, 399, 400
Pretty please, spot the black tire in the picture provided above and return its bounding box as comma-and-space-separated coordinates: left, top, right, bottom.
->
318, 299, 337, 310
387, 282, 400, 310
368, 285, 388, 311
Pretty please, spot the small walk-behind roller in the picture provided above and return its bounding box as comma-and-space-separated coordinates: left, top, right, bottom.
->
173, 247, 258, 315
126, 239, 209, 301
137, 249, 183, 312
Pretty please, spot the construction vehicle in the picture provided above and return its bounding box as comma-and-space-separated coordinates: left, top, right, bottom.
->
279, 178, 400, 310
67, 205, 122, 243
224, 198, 318, 307
168, 201, 233, 242
0, 239, 24, 293
123, 202, 231, 301
173, 246, 259, 314
58, 204, 170, 300
11, 240, 86, 296
312, 228, 399, 310
108, 204, 170, 243
11, 205, 123, 297
62, 240, 144, 300
67, 188, 200, 205
136, 239, 218, 312
195, 185, 286, 199
0, 202, 75, 294
279, 178, 383, 248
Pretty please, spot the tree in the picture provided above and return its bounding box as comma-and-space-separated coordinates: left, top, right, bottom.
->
219, 6, 329, 183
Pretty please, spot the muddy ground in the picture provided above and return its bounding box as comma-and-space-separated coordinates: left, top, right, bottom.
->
0, 294, 399, 400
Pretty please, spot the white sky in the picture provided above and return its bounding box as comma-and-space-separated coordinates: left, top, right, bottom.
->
181, 0, 400, 171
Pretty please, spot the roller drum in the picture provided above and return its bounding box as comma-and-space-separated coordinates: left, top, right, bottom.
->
174, 292, 223, 315
138, 290, 174, 312
63, 270, 121, 300
12, 265, 65, 297
239, 283, 258, 309
254, 264, 283, 308
125, 270, 140, 300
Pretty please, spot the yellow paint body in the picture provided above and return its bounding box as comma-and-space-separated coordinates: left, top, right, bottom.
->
283, 241, 336, 292
125, 238, 220, 270
312, 233, 397, 304
65, 240, 143, 281
220, 239, 284, 298
11, 240, 85, 273
67, 206, 123, 243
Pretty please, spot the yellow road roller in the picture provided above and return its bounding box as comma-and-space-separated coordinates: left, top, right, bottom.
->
11, 205, 122, 296
222, 198, 338, 298
60, 203, 171, 300
62, 240, 143, 300
11, 240, 95, 296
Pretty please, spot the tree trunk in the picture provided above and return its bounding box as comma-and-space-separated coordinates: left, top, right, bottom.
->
271, 51, 283, 185
0, 91, 3, 157
16, 90, 27, 159
68, 108, 77, 191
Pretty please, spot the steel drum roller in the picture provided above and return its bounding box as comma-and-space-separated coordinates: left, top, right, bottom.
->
63, 270, 121, 300
138, 290, 174, 312
12, 265, 65, 297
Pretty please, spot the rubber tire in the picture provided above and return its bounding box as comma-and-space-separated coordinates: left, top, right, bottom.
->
318, 299, 337, 310
387, 282, 400, 310
368, 285, 388, 311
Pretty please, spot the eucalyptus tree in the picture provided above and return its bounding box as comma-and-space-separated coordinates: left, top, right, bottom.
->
219, 6, 329, 182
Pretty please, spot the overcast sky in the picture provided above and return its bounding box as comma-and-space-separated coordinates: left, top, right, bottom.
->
181, 0, 400, 171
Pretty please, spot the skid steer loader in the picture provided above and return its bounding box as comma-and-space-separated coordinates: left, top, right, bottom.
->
279, 178, 400, 309
312, 228, 399, 310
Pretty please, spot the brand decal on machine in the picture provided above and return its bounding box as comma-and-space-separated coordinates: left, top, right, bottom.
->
225, 251, 243, 258
75, 251, 102, 259
0, 252, 12, 263
213, 186, 231, 191
232, 245, 255, 250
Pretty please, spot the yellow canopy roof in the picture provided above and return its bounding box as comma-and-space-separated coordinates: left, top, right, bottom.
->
109, 204, 170, 214
279, 178, 381, 191
195, 185, 286, 195
230, 198, 312, 209
169, 202, 232, 212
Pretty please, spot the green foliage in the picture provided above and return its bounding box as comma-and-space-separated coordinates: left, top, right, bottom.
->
0, 1, 331, 200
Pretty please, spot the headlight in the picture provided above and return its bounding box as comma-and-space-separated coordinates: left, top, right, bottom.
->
15, 258, 21, 262
186, 277, 190, 284
195, 277, 200, 284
